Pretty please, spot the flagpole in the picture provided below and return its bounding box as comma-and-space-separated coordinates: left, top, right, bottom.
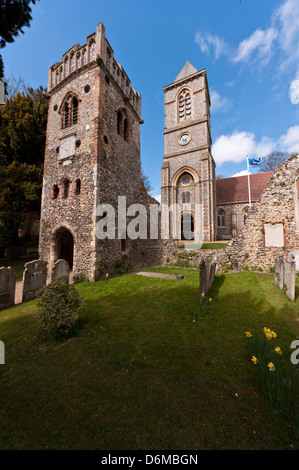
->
247, 156, 252, 208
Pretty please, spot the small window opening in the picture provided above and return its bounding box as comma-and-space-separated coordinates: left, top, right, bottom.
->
63, 180, 70, 199
75, 179, 81, 195
52, 184, 59, 200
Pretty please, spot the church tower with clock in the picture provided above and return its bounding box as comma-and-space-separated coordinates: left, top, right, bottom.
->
161, 61, 216, 242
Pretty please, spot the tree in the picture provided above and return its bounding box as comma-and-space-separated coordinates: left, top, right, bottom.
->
0, 0, 39, 78
141, 168, 153, 194
0, 87, 48, 254
260, 152, 290, 172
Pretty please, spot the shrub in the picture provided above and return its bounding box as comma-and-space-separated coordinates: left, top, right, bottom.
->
36, 282, 83, 337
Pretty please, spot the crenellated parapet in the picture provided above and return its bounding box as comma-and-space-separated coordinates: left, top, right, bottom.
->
47, 22, 141, 118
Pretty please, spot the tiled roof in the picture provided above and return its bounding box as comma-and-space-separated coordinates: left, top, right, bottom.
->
216, 171, 274, 205
174, 61, 198, 82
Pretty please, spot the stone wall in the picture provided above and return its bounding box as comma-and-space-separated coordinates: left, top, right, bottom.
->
225, 154, 299, 270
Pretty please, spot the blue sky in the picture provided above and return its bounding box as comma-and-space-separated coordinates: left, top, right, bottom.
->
2, 0, 299, 199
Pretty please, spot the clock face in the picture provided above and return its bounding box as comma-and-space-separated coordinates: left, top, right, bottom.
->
179, 133, 191, 145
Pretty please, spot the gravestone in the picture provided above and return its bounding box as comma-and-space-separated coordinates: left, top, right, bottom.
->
22, 260, 48, 302
199, 257, 216, 300
205, 256, 210, 293
275, 254, 284, 290
51, 259, 69, 284
0, 267, 16, 310
199, 259, 206, 300
209, 261, 216, 289
284, 253, 296, 302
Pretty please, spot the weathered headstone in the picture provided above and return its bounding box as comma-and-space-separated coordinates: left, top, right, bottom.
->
275, 254, 284, 290
284, 253, 296, 302
22, 260, 48, 302
0, 267, 16, 310
51, 259, 70, 284
205, 256, 210, 293
209, 261, 216, 289
199, 259, 206, 300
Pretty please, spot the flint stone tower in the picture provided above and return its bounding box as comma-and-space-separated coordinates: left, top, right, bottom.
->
39, 22, 158, 281
161, 62, 216, 242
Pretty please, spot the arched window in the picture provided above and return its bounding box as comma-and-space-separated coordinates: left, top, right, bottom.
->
179, 172, 194, 186
117, 109, 129, 141
63, 102, 70, 128
63, 180, 70, 199
182, 193, 186, 203
61, 93, 79, 129
243, 206, 250, 225
217, 209, 225, 227
186, 192, 191, 203
72, 97, 78, 125
178, 89, 192, 122
117, 110, 122, 135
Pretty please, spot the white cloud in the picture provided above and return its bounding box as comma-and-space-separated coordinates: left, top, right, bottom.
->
210, 90, 232, 113
279, 125, 299, 153
232, 27, 278, 64
232, 170, 250, 177
212, 132, 275, 165
153, 195, 161, 204
289, 78, 299, 104
273, 0, 299, 53
195, 32, 229, 60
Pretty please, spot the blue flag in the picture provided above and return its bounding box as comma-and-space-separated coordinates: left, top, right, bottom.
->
248, 157, 261, 166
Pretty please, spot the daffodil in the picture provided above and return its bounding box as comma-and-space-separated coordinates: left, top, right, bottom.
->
251, 356, 258, 364
245, 331, 252, 337
268, 362, 276, 372
209, 298, 212, 302
275, 347, 282, 355
201, 293, 205, 298
192, 319, 196, 323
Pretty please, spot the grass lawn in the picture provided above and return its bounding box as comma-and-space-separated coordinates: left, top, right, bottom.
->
1, 252, 39, 282
0, 268, 299, 450
200, 243, 228, 250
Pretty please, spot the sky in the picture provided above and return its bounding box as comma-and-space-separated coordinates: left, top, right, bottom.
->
2, 0, 299, 200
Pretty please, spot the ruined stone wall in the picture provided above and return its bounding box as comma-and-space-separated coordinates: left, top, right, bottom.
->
217, 202, 250, 240
226, 154, 299, 270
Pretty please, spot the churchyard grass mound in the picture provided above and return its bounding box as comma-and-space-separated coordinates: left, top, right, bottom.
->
0, 269, 298, 450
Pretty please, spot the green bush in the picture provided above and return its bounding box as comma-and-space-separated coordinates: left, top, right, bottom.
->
36, 282, 83, 337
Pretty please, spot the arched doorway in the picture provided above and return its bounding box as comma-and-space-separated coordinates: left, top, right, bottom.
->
181, 214, 194, 240
54, 227, 74, 268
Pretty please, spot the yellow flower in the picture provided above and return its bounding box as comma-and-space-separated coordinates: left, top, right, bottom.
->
251, 356, 258, 364
275, 347, 282, 355
209, 298, 212, 302
268, 362, 276, 372
245, 331, 252, 337
192, 319, 196, 323
201, 293, 205, 297
264, 328, 277, 340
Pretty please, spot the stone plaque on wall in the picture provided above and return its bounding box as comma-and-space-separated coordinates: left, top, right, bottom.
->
264, 223, 285, 248
59, 135, 76, 161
